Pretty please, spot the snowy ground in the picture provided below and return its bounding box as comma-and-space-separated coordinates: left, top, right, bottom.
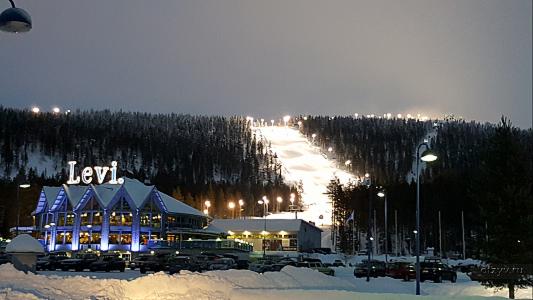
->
1, 263, 531, 300
254, 125, 354, 227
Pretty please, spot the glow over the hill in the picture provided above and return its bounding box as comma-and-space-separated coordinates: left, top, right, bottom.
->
254, 125, 355, 227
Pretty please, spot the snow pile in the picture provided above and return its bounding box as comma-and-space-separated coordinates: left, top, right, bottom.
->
5, 235, 44, 253
0, 263, 516, 300
254, 126, 354, 227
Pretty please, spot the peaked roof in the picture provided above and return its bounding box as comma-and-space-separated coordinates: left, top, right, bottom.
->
43, 186, 62, 208
62, 185, 90, 208
122, 178, 153, 208
37, 177, 207, 218
158, 192, 206, 217
92, 184, 121, 207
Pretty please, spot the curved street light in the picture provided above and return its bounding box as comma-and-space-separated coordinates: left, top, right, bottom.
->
0, 0, 31, 33
415, 142, 438, 295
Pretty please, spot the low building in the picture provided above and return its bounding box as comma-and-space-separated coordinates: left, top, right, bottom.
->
32, 178, 216, 252
208, 219, 322, 252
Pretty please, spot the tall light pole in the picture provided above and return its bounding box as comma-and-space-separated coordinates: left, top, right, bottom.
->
289, 193, 297, 219
228, 201, 236, 219
238, 199, 244, 219
0, 0, 32, 33
204, 200, 211, 216
415, 142, 438, 295
276, 196, 282, 213
16, 183, 30, 236
258, 197, 269, 257
377, 190, 388, 269
363, 173, 372, 282
283, 115, 290, 127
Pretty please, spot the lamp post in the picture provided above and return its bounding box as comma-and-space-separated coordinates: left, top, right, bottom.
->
289, 193, 297, 219
283, 115, 290, 126
258, 197, 269, 257
415, 142, 438, 295
228, 201, 236, 219
16, 183, 30, 236
276, 196, 282, 213
362, 173, 372, 282
238, 199, 244, 219
204, 200, 211, 216
377, 190, 388, 269
0, 0, 31, 33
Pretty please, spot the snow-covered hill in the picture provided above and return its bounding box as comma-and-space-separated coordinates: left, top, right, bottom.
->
254, 125, 355, 227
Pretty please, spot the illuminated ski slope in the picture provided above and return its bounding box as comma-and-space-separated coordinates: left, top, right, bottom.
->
254, 125, 355, 227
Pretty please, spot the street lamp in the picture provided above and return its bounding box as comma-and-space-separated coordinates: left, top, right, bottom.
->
362, 173, 372, 282
276, 196, 282, 212
258, 197, 269, 257
52, 107, 61, 114
204, 200, 211, 216
228, 201, 236, 219
31, 106, 40, 114
377, 189, 388, 270
415, 142, 438, 295
16, 183, 30, 235
0, 0, 31, 33
238, 199, 244, 219
283, 115, 290, 126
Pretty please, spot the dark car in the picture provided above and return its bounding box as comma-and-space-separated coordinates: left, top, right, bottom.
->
420, 262, 457, 283
90, 254, 126, 272
354, 260, 386, 278
139, 253, 170, 274
60, 252, 98, 271
167, 255, 200, 275
37, 252, 70, 271
0, 253, 10, 265
129, 254, 151, 270
332, 260, 346, 267
385, 261, 416, 281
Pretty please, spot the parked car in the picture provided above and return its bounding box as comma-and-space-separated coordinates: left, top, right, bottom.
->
139, 253, 171, 274
167, 255, 200, 275
297, 261, 335, 276
354, 260, 386, 278
249, 260, 275, 273
420, 262, 457, 283
209, 258, 236, 270
332, 260, 346, 267
385, 261, 416, 281
60, 252, 98, 271
89, 254, 126, 272
0, 253, 10, 265
222, 254, 249, 270
129, 254, 151, 270
37, 252, 70, 271
196, 253, 222, 271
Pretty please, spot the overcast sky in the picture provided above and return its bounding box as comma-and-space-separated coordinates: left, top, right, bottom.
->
1, 0, 531, 127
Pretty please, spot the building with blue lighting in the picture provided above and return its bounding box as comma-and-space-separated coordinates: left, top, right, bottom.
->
32, 178, 216, 252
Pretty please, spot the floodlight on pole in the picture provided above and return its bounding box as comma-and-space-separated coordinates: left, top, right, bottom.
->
31, 106, 40, 113
0, 0, 31, 33
415, 142, 438, 295
283, 115, 290, 126
52, 107, 60, 114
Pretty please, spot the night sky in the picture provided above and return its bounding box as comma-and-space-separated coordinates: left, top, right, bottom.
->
1, 0, 531, 127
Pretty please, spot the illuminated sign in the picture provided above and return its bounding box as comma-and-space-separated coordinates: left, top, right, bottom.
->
67, 161, 124, 185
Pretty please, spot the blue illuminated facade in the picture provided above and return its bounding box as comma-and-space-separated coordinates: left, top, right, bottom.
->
32, 178, 214, 252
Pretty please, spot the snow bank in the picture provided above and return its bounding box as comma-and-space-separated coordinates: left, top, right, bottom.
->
5, 235, 44, 253
0, 264, 524, 300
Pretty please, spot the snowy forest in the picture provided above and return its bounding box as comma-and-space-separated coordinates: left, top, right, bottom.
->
301, 116, 532, 266
0, 107, 295, 234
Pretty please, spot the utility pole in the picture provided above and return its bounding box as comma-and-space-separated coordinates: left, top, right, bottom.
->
461, 210, 466, 259
438, 210, 442, 257
395, 209, 398, 256
373, 209, 377, 256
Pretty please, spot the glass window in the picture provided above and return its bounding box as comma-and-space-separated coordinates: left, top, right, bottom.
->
66, 213, 75, 226
140, 233, 149, 245
109, 232, 120, 244
56, 232, 65, 244
79, 232, 90, 244
91, 232, 101, 244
